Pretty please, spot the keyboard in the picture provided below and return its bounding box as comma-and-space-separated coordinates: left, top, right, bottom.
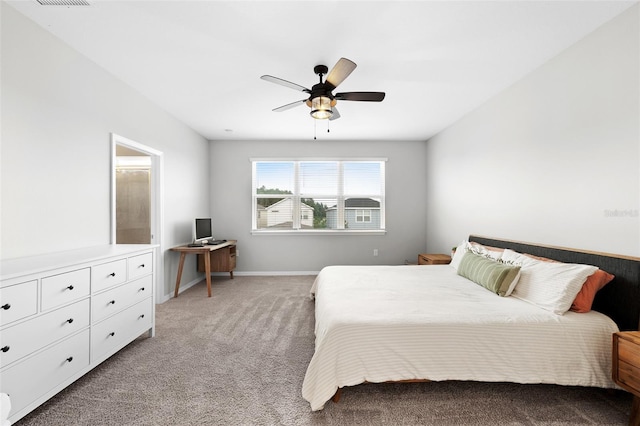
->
207, 240, 227, 245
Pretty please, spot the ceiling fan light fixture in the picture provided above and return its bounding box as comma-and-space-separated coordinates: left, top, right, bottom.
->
310, 96, 333, 120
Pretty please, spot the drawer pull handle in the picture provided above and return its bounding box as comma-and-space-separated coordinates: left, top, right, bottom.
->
139, 264, 145, 268
109, 332, 115, 337
109, 300, 116, 305
139, 287, 145, 292
66, 356, 73, 363
139, 314, 145, 319
1, 346, 9, 353
66, 318, 74, 324
109, 272, 116, 277
67, 285, 74, 290
1, 303, 10, 310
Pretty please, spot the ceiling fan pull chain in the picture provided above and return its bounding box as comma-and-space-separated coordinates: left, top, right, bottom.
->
313, 119, 317, 140
327, 119, 330, 133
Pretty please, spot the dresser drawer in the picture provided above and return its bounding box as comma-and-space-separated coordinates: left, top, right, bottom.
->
0, 280, 37, 326
618, 360, 640, 392
91, 275, 152, 323
92, 259, 127, 293
0, 329, 90, 419
619, 338, 640, 367
128, 252, 153, 280
91, 298, 152, 362
0, 299, 90, 367
41, 268, 90, 311
617, 337, 640, 395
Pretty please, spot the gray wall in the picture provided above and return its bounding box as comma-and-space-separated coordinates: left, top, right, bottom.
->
209, 140, 428, 272
4, 0, 637, 302
425, 5, 639, 257
1, 3, 211, 299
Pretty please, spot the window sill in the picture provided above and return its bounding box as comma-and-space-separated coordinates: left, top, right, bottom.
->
251, 229, 386, 236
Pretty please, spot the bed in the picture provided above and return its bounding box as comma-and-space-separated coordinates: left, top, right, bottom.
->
302, 235, 640, 411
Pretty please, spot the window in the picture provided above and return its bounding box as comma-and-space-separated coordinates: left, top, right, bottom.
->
252, 159, 385, 233
355, 209, 371, 223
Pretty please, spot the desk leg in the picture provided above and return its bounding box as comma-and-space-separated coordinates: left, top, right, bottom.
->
174, 252, 187, 298
204, 251, 212, 297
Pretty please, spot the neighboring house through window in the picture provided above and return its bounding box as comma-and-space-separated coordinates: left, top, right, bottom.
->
251, 159, 385, 233
326, 199, 379, 229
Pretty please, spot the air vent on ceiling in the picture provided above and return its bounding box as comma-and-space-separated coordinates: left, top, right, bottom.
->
36, 0, 90, 6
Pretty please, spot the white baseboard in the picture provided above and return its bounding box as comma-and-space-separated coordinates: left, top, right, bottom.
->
212, 271, 320, 276
158, 276, 205, 302
158, 271, 319, 303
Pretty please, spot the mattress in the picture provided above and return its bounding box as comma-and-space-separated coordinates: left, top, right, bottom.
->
302, 265, 619, 411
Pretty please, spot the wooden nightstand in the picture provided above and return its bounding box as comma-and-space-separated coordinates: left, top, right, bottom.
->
418, 253, 452, 265
613, 331, 640, 426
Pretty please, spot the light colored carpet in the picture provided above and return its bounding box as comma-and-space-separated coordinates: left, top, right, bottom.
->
16, 275, 633, 425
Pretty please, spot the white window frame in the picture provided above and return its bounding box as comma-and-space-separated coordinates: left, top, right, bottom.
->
251, 158, 386, 235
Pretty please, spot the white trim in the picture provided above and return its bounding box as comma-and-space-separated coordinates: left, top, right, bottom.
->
251, 229, 386, 236
155, 272, 320, 304
110, 133, 165, 306
252, 159, 386, 232
250, 157, 388, 162
165, 276, 204, 300
211, 271, 319, 276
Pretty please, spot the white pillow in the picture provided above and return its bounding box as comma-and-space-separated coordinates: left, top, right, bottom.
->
451, 240, 505, 270
503, 249, 597, 315
450, 240, 469, 270
500, 249, 534, 267
469, 241, 503, 261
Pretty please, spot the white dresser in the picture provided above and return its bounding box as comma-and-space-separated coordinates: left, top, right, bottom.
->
0, 244, 157, 424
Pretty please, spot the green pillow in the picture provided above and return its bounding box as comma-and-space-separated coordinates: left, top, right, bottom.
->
457, 251, 521, 296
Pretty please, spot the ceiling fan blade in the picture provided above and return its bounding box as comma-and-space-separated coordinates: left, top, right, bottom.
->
329, 107, 341, 121
335, 92, 385, 102
272, 99, 307, 112
261, 75, 310, 93
325, 58, 357, 89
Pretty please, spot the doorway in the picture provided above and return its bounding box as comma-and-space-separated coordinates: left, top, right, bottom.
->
115, 148, 151, 244
111, 133, 165, 303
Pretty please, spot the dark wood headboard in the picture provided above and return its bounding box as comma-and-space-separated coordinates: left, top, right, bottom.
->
469, 235, 640, 332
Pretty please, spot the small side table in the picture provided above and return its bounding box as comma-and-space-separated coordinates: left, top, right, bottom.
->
612, 331, 640, 426
418, 253, 452, 265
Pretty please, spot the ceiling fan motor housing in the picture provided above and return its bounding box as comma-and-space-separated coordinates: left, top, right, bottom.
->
305, 64, 337, 107
305, 83, 337, 108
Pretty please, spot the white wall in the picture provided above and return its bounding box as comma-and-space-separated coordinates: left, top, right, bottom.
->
209, 139, 428, 272
1, 3, 211, 298
425, 5, 640, 257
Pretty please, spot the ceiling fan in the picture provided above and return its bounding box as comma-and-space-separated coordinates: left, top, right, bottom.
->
260, 57, 385, 121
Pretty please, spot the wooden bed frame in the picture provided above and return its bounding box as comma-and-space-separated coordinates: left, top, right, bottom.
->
329, 235, 640, 404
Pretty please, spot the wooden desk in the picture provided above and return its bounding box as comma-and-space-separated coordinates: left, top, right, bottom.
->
170, 240, 236, 298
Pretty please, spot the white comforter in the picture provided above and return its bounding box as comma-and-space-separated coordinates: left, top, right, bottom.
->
302, 265, 619, 411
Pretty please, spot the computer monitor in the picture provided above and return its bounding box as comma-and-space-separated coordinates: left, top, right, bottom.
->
193, 218, 213, 244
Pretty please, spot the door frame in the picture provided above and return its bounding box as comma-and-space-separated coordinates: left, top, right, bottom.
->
110, 133, 165, 304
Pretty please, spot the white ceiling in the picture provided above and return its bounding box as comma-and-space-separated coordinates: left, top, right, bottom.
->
7, 0, 637, 141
